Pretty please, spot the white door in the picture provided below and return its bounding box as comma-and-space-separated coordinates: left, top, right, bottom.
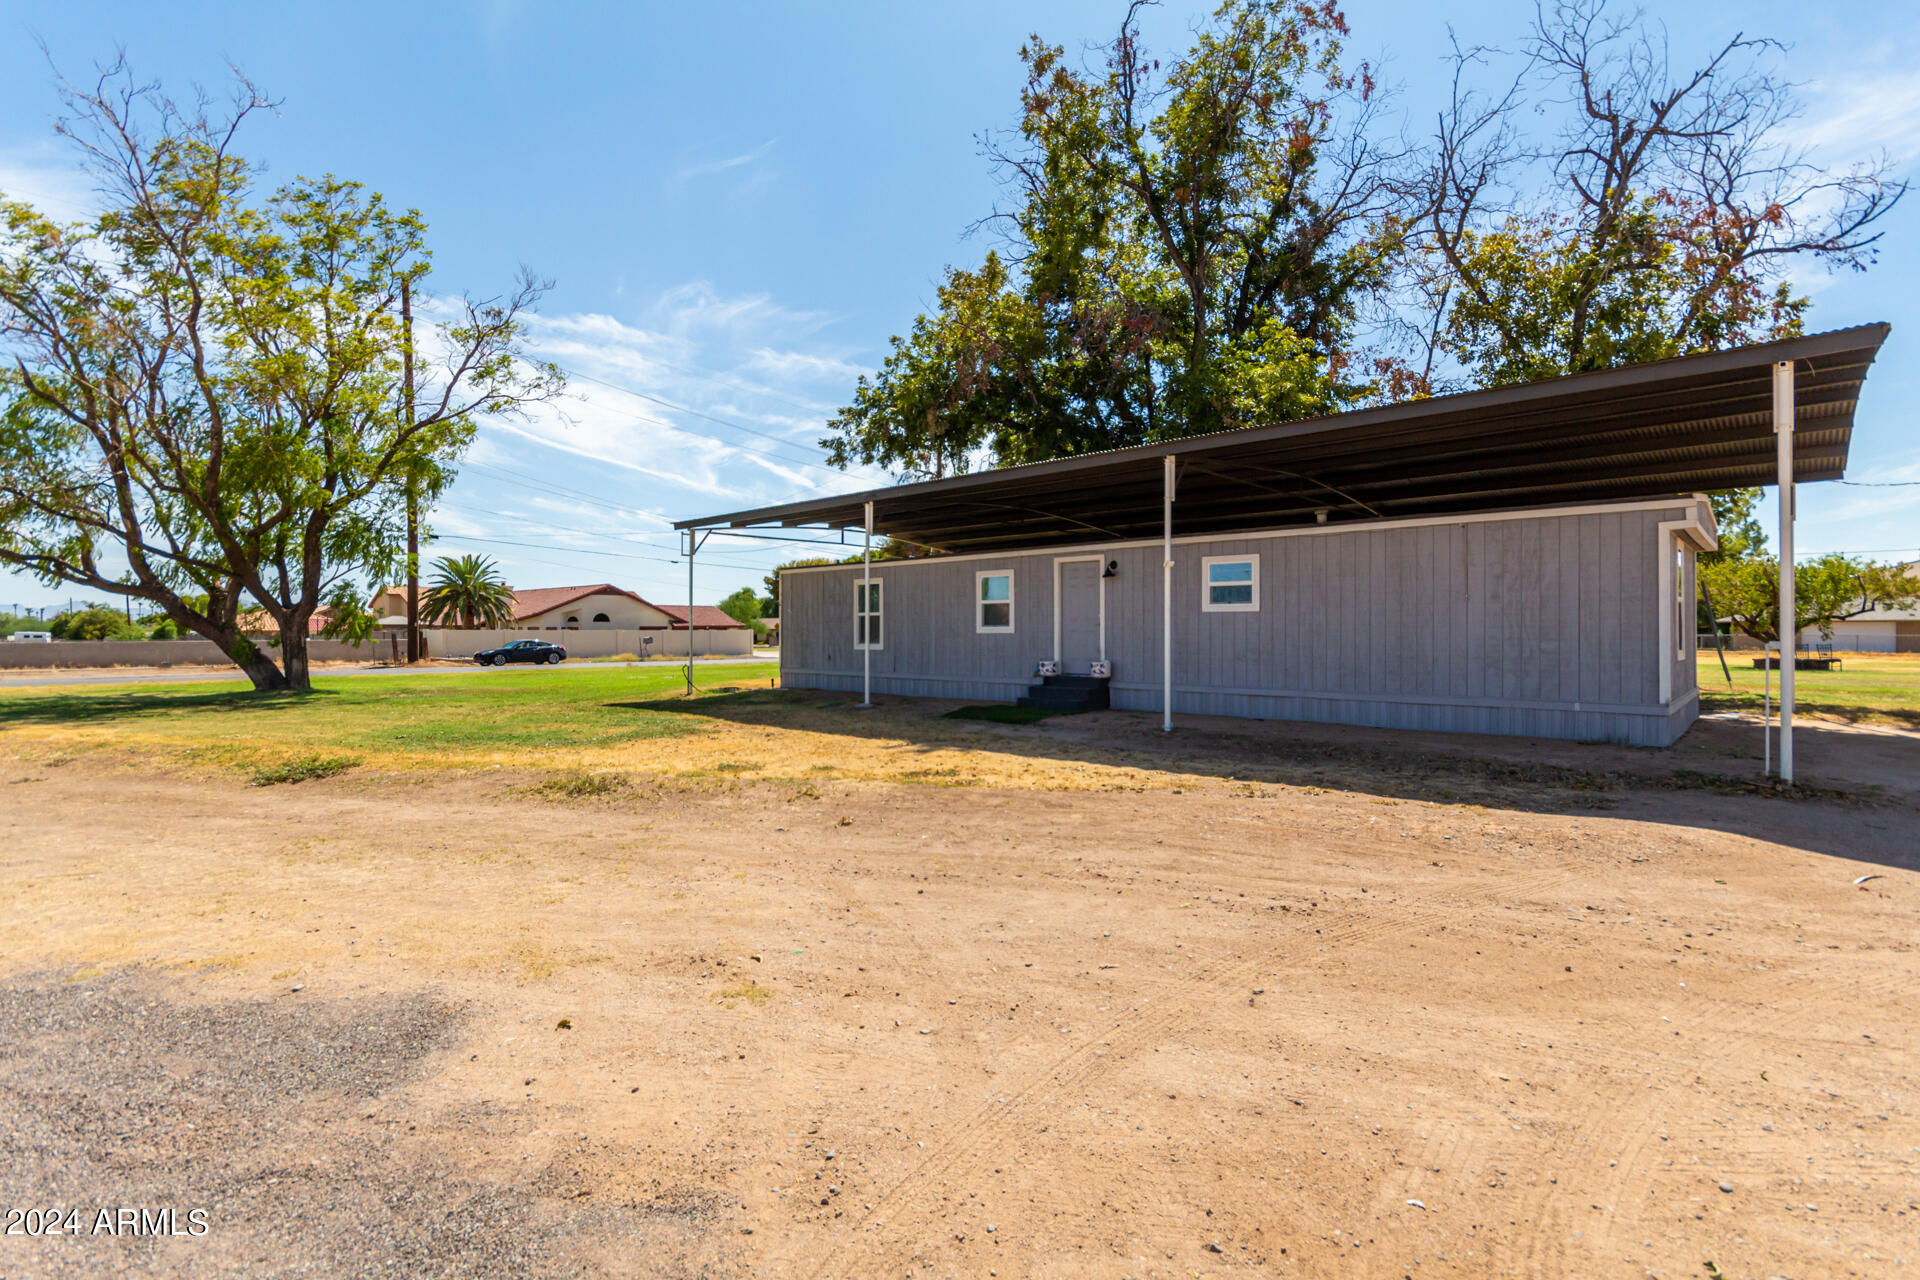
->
1058, 560, 1101, 674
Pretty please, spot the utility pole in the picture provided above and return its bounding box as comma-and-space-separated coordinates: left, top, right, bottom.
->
402, 277, 421, 665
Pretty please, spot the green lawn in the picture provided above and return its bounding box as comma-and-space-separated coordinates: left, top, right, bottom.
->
1696, 651, 1920, 730
0, 663, 780, 774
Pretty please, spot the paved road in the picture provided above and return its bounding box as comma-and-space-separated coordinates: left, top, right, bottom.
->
0, 655, 778, 690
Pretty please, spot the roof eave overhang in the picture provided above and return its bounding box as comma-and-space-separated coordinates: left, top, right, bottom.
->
676, 324, 1889, 554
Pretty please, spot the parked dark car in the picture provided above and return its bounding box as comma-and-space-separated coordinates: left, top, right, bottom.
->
473, 638, 567, 666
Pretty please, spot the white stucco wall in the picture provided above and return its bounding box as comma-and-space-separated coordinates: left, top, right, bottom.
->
1798, 621, 1898, 653
522, 593, 673, 629
424, 627, 751, 658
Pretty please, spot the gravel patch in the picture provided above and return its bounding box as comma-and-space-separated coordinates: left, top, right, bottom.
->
0, 969, 736, 1278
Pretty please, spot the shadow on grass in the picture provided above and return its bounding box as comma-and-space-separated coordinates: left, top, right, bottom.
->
616, 689, 1920, 872
1700, 690, 1920, 733
0, 686, 332, 730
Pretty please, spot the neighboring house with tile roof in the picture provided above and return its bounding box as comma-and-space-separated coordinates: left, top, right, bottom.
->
238, 608, 333, 635
508, 584, 673, 630
654, 603, 750, 632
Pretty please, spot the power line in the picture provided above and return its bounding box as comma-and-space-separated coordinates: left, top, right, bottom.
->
460, 460, 658, 516
435, 506, 773, 572
564, 369, 848, 479
428, 533, 689, 568
1835, 480, 1920, 488
449, 460, 852, 566
1791, 547, 1920, 557
613, 350, 840, 416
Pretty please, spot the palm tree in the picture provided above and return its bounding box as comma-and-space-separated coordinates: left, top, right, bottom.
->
421, 554, 517, 629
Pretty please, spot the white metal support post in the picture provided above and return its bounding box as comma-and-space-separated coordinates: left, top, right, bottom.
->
684, 528, 703, 696
1162, 455, 1176, 733
861, 500, 874, 708
1774, 360, 1795, 783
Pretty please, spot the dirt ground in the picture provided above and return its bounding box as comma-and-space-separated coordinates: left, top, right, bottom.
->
2, 706, 1916, 1279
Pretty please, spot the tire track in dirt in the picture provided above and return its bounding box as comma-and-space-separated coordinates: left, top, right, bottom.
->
809, 861, 1580, 1280
1518, 949, 1919, 1275
1583, 961, 1917, 1265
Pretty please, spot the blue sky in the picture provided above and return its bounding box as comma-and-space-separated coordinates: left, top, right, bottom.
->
2, 0, 1916, 615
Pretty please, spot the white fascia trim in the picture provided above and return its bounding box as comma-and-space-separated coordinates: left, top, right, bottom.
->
779, 496, 1714, 577
1656, 516, 1712, 705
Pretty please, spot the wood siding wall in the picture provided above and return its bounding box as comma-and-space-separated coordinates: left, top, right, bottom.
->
781, 501, 1704, 745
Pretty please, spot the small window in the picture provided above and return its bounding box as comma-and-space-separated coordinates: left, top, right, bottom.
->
564, 615, 580, 628
976, 571, 1014, 633
592, 612, 611, 623
1202, 555, 1259, 612
1674, 542, 1689, 659
854, 578, 883, 650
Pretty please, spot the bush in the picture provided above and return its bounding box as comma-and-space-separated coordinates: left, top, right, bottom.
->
0, 612, 50, 637
49, 607, 138, 640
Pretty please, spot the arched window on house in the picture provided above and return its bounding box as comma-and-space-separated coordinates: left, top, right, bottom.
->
564, 615, 580, 628
592, 613, 611, 624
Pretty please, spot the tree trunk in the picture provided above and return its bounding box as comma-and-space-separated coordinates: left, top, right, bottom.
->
228, 634, 294, 691
279, 625, 312, 692
151, 596, 291, 691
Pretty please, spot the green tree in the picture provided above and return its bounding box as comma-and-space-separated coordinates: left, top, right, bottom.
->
1698, 554, 1918, 645
1417, 1, 1901, 390
1704, 488, 1767, 564
718, 585, 770, 642
0, 64, 561, 692
317, 580, 380, 645
1408, 2, 1903, 562
826, 0, 1409, 479
421, 554, 517, 629
49, 606, 137, 640
717, 587, 763, 626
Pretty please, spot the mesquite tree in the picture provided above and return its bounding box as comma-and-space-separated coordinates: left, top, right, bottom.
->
825, 0, 1413, 477
1411, 0, 1904, 388
0, 65, 560, 690
1699, 554, 1918, 646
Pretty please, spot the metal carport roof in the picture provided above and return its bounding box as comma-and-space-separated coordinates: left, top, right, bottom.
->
677, 324, 1891, 554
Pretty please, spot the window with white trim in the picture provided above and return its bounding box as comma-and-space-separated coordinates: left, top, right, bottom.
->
854, 578, 883, 649
1201, 554, 1259, 612
1674, 540, 1689, 659
976, 571, 1014, 632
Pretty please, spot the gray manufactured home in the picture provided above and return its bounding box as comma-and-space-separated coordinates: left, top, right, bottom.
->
776, 496, 1714, 746
680, 326, 1889, 748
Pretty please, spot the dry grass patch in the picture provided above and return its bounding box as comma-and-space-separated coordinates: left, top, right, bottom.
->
716, 979, 772, 1008
529, 769, 632, 800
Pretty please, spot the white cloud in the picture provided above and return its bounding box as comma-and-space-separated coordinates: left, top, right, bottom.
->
0, 146, 100, 223
1790, 68, 1920, 167
483, 281, 882, 506
744, 346, 869, 386
519, 494, 673, 529
671, 139, 777, 185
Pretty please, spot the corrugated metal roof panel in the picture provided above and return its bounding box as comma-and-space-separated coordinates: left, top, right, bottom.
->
679, 324, 1890, 553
